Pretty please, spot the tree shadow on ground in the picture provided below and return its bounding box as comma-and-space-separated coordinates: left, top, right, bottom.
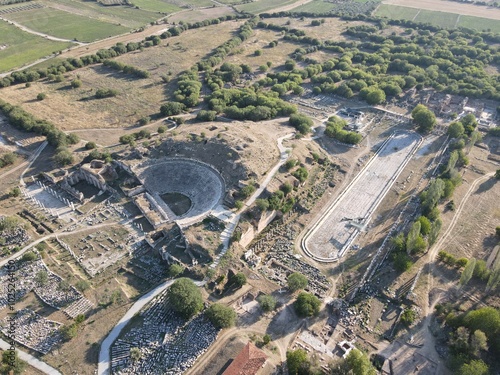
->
474, 177, 496, 195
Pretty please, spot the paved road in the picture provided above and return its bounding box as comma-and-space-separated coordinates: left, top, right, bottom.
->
0, 339, 62, 375
97, 279, 205, 375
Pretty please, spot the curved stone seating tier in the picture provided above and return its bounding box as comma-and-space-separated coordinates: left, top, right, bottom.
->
136, 158, 225, 225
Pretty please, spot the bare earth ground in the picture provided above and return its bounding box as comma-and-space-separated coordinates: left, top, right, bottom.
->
224, 28, 301, 70
382, 0, 500, 20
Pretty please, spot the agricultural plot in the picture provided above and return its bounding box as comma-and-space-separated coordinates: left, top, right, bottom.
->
290, 0, 336, 13
303, 131, 422, 262
235, 0, 299, 13
374, 4, 419, 20
126, 0, 181, 13
47, 0, 163, 28
414, 9, 459, 28
376, 4, 500, 32
459, 15, 500, 32
0, 19, 73, 73
3, 7, 129, 42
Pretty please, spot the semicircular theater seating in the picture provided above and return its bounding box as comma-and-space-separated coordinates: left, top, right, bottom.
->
137, 158, 225, 224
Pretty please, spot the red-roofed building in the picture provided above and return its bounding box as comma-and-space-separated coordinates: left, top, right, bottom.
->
222, 342, 268, 375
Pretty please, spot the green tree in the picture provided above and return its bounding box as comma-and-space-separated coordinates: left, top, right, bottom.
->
160, 101, 185, 116
85, 141, 97, 150
345, 349, 377, 375
168, 263, 184, 278
37, 92, 46, 101
286, 349, 311, 375
255, 199, 269, 211
448, 122, 465, 138
470, 330, 488, 357
205, 303, 236, 328
8, 187, 21, 198
71, 79, 82, 88
393, 252, 413, 272
167, 278, 203, 319
458, 360, 489, 375
130, 347, 141, 362
495, 170, 500, 179
54, 148, 74, 166
157, 125, 167, 134
418, 216, 431, 236
287, 272, 308, 292
257, 294, 276, 312
412, 104, 436, 133
401, 309, 417, 326
230, 272, 247, 289
35, 270, 48, 286
75, 280, 90, 292
293, 167, 308, 183
21, 251, 37, 262
281, 182, 293, 196
460, 258, 477, 287
294, 292, 320, 317
1, 349, 26, 375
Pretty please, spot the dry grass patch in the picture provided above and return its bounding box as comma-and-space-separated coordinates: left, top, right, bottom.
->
224, 28, 299, 70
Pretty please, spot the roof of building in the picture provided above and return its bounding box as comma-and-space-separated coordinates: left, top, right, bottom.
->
222, 342, 267, 375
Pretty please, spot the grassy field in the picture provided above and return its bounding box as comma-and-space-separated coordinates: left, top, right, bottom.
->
376, 4, 500, 32
375, 4, 419, 20
4, 7, 129, 42
0, 19, 73, 73
414, 9, 459, 28
47, 0, 165, 28
235, 0, 299, 13
127, 0, 181, 13
290, 0, 336, 13
459, 14, 500, 32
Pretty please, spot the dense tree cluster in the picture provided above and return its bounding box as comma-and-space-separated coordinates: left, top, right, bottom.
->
205, 87, 297, 121
437, 305, 500, 374
324, 116, 362, 144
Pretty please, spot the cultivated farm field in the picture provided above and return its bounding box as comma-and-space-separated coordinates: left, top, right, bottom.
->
235, 0, 300, 14
0, 19, 73, 73
376, 2, 500, 32
2, 6, 129, 42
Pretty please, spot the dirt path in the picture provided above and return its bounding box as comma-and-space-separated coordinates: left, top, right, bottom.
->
382, 0, 500, 20
0, 16, 84, 44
